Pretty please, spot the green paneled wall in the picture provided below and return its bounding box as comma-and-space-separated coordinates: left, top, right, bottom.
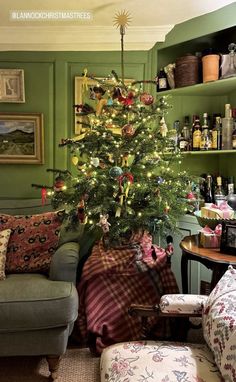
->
0, 51, 149, 199
0, 2, 235, 199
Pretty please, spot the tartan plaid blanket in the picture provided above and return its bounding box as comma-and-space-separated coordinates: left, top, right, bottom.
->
76, 231, 179, 354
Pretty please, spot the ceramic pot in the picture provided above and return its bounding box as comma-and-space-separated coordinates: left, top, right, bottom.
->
202, 54, 220, 83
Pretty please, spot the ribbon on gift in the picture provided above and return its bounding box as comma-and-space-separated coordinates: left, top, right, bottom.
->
200, 224, 222, 236
207, 201, 233, 219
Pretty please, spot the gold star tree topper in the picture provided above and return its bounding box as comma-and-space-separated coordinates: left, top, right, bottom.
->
113, 10, 132, 34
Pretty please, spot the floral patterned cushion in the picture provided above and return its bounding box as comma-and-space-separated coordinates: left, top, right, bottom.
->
0, 229, 11, 280
160, 294, 207, 314
100, 340, 222, 382
203, 266, 236, 382
0, 212, 63, 273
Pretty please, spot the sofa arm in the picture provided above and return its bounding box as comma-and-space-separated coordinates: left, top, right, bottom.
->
159, 294, 207, 315
49, 242, 80, 285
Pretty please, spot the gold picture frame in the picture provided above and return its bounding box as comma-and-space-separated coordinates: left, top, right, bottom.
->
0, 113, 44, 164
74, 76, 132, 136
0, 69, 25, 103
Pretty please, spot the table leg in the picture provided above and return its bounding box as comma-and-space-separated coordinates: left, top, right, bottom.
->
181, 251, 189, 294
211, 264, 228, 291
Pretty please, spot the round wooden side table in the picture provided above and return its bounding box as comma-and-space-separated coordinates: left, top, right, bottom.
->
180, 234, 236, 294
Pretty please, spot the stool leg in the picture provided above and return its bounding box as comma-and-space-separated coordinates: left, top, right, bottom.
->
46, 355, 61, 381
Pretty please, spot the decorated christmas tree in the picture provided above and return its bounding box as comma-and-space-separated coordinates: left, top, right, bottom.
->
33, 12, 194, 247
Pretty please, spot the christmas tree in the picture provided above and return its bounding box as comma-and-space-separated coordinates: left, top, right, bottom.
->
33, 12, 193, 246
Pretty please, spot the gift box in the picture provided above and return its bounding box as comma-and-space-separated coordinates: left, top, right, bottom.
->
199, 224, 222, 248
201, 201, 234, 219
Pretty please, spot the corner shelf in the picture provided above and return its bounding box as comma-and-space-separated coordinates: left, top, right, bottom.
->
182, 150, 236, 155
156, 76, 236, 97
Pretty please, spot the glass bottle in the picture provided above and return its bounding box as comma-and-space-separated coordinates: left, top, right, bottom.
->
212, 115, 222, 150
192, 115, 202, 151
232, 108, 236, 150
200, 112, 212, 150
214, 176, 226, 205
157, 68, 168, 91
182, 115, 191, 150
204, 174, 213, 203
223, 43, 236, 79
222, 103, 233, 150
227, 176, 234, 195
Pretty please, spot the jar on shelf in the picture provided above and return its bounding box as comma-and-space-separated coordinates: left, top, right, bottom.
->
175, 54, 199, 88
202, 49, 220, 83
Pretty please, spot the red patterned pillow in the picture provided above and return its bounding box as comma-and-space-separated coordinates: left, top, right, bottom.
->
0, 211, 63, 273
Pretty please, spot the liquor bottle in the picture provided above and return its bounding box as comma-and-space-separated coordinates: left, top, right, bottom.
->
157, 68, 168, 91
204, 174, 213, 203
214, 176, 226, 205
200, 112, 212, 150
231, 107, 236, 149
182, 115, 191, 150
227, 176, 234, 195
222, 103, 233, 150
192, 115, 202, 151
212, 115, 222, 150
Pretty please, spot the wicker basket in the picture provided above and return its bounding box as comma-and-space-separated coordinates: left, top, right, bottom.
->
175, 54, 199, 88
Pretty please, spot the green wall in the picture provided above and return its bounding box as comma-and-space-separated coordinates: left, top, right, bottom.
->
0, 51, 150, 199
0, 2, 235, 200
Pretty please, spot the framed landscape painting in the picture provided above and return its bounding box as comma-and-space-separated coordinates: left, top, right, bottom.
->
0, 69, 25, 103
0, 113, 44, 164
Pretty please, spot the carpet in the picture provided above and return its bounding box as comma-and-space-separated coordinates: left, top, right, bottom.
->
0, 348, 100, 382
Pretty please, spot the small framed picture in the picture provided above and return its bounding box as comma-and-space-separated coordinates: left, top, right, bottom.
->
0, 113, 44, 164
220, 220, 236, 255
0, 69, 25, 103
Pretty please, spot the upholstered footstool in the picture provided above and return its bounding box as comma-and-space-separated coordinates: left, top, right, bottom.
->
100, 340, 222, 382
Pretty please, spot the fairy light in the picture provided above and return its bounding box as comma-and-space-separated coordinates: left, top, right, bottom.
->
147, 172, 152, 178
138, 212, 142, 217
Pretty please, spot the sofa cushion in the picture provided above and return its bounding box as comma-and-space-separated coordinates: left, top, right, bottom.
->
100, 341, 222, 382
0, 273, 78, 331
0, 229, 11, 280
0, 211, 63, 273
203, 266, 236, 382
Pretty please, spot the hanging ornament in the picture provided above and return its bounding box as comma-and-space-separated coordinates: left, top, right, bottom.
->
41, 187, 47, 206
164, 203, 170, 214
72, 155, 79, 166
97, 214, 111, 233
140, 92, 154, 105
82, 68, 88, 92
118, 172, 134, 195
107, 97, 113, 106
77, 201, 86, 223
91, 157, 100, 167
54, 176, 65, 192
156, 176, 165, 185
122, 123, 135, 137
160, 116, 168, 137
109, 166, 123, 178
121, 153, 129, 167
99, 160, 106, 169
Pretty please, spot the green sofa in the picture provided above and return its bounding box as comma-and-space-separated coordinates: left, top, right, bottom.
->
0, 204, 80, 381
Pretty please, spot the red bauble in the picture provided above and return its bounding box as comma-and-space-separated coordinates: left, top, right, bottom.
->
122, 123, 135, 137
54, 178, 64, 192
140, 92, 154, 105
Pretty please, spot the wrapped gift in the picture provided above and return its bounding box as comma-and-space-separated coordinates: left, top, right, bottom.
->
201, 201, 234, 219
200, 224, 222, 248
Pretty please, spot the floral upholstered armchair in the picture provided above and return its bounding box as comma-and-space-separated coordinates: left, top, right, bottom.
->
100, 266, 236, 382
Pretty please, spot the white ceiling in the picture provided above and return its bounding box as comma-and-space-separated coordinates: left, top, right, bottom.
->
0, 0, 235, 51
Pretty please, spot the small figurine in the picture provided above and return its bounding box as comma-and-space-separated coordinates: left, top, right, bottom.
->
160, 116, 168, 137
97, 214, 111, 233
